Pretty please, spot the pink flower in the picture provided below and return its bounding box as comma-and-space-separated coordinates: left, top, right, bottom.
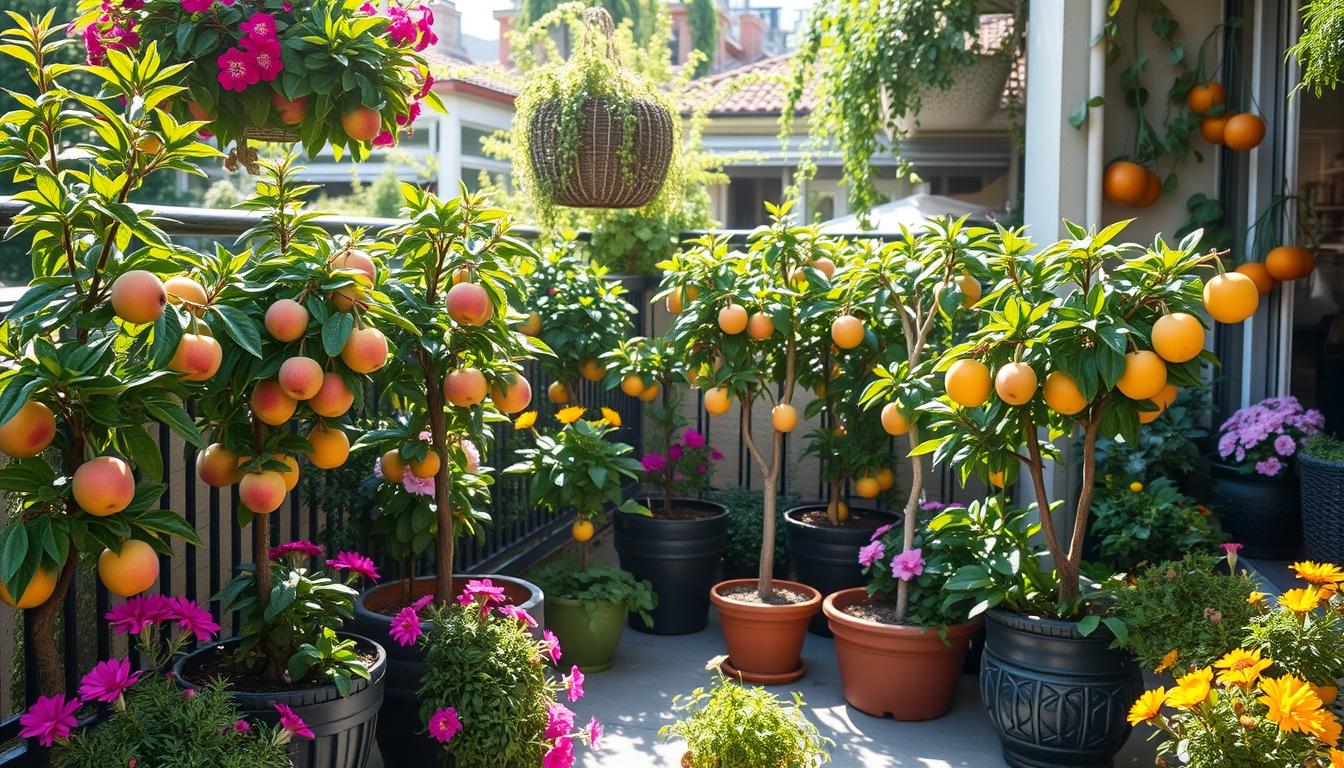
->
269, 540, 324, 562
668, 445, 683, 461
411, 594, 434, 612
165, 596, 220, 643
216, 47, 259, 92
641, 454, 666, 473
239, 12, 277, 43
543, 630, 562, 664
1255, 456, 1283, 477
696, 463, 708, 474
544, 703, 575, 740
182, 688, 198, 699
587, 716, 603, 749
710, 449, 724, 461
428, 707, 461, 743
457, 579, 506, 615
19, 695, 80, 746
372, 130, 396, 147
106, 594, 173, 635
858, 540, 884, 568
327, 551, 381, 582
385, 6, 418, 46
389, 605, 423, 648
418, 73, 436, 98
79, 658, 139, 703
234, 719, 250, 733
273, 703, 313, 739
682, 429, 706, 448
891, 548, 925, 581
459, 438, 481, 473
564, 665, 585, 702
181, 0, 213, 11
870, 523, 893, 541
244, 38, 284, 82
498, 604, 537, 628
402, 471, 434, 496
1274, 434, 1296, 456
411, 5, 437, 51
396, 100, 423, 127
542, 736, 575, 768
1222, 542, 1244, 555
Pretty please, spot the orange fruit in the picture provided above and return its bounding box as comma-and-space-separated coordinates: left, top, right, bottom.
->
1116, 351, 1168, 401
718, 304, 748, 335
1043, 371, 1088, 416
704, 387, 732, 415
1151, 313, 1205, 363
571, 519, 594, 542
831, 315, 864, 349
1203, 272, 1259, 324
0, 567, 56, 609
638, 383, 660, 402
771, 404, 798, 433
880, 402, 910, 436
812, 258, 836, 279
1103, 161, 1148, 206
994, 362, 1038, 406
854, 476, 880, 499
876, 467, 895, 491
410, 450, 441, 479
1235, 262, 1276, 294
988, 470, 1006, 488
1265, 246, 1315, 281
945, 359, 991, 408
547, 380, 571, 405
1201, 115, 1230, 144
380, 449, 406, 483
98, 540, 159, 597
746, 312, 774, 340
1223, 113, 1265, 151
957, 273, 982, 308
1186, 82, 1226, 115
1135, 170, 1162, 208
619, 374, 645, 398
579, 359, 606, 383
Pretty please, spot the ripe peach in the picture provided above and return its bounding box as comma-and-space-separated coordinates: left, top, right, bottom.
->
274, 453, 300, 492
110, 270, 167, 325
718, 304, 748, 335
340, 327, 389, 374
747, 312, 774, 340
73, 456, 135, 516
278, 356, 324, 400
0, 566, 56, 608
341, 106, 383, 143
265, 299, 310, 342
446, 282, 493, 326
310, 372, 355, 417
410, 450, 440, 479
831, 314, 865, 349
444, 367, 488, 407
169, 333, 222, 382
490, 374, 533, 414
239, 471, 287, 514
331, 249, 377, 284
197, 443, 244, 487
98, 540, 159, 597
252, 379, 298, 426
271, 92, 310, 126
812, 257, 837, 279
380, 449, 406, 482
306, 425, 350, 469
0, 401, 57, 458
164, 276, 208, 308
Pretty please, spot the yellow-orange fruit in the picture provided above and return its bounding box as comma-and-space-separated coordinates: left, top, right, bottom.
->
1265, 246, 1315, 281
264, 299, 310, 342
880, 403, 909, 436
274, 453, 300, 492
1203, 272, 1260, 324
340, 327, 388, 374
1235, 262, 1277, 295
271, 93, 310, 125
718, 304, 748, 335
1201, 115, 1230, 144
490, 374, 533, 414
620, 374, 646, 398
1103, 161, 1148, 207
380, 450, 406, 482
0, 401, 57, 458
410, 450, 440, 479
665, 290, 683, 315
571, 519, 595, 542
988, 470, 1007, 488
310, 373, 354, 417
73, 456, 135, 516
1187, 82, 1226, 115
1154, 383, 1179, 411
444, 367, 488, 408
239, 471, 287, 514
854, 476, 880, 499
704, 387, 732, 415
196, 443, 243, 487
812, 257, 837, 279
1043, 371, 1088, 416
341, 106, 382, 142
252, 379, 297, 426
98, 540, 159, 597
306, 425, 350, 469
331, 249, 376, 285
876, 467, 895, 492
1116, 351, 1168, 401
169, 334, 222, 382
519, 312, 542, 336
110, 270, 167, 325
747, 312, 774, 340
944, 359, 992, 408
278, 356, 324, 400
330, 282, 367, 312
547, 381, 571, 404
446, 282, 493, 326
0, 567, 56, 608
1223, 113, 1265, 151
579, 359, 606, 383
1135, 170, 1162, 208
638, 383, 660, 402
831, 315, 864, 349
164, 276, 208, 308
957, 273, 982, 308
771, 404, 798, 433
994, 362, 1039, 406
827, 500, 849, 522
1152, 313, 1205, 363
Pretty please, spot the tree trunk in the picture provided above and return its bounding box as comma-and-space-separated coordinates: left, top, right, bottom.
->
427, 378, 455, 604
29, 545, 77, 695
252, 514, 284, 682
894, 426, 923, 620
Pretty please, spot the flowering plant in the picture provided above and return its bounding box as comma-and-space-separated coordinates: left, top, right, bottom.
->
75, 0, 445, 165
24, 595, 295, 767
1216, 396, 1324, 477
638, 427, 721, 503
858, 501, 989, 628
391, 580, 602, 768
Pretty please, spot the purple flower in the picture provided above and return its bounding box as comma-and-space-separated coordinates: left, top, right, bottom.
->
870, 523, 893, 542
564, 665, 585, 702
389, 605, 423, 648
544, 703, 575, 740
543, 736, 575, 768
164, 596, 219, 643
1275, 434, 1296, 456
587, 716, 603, 749
79, 658, 139, 703
543, 630, 562, 664
106, 595, 173, 635
234, 719, 250, 733
668, 444, 683, 461
891, 548, 925, 581
1255, 456, 1283, 477
428, 707, 461, 744
327, 551, 380, 582
858, 540, 885, 569
498, 604, 537, 628
640, 453, 666, 473
19, 695, 80, 746
268, 540, 324, 562
710, 449, 724, 461
683, 429, 706, 448
273, 703, 313, 739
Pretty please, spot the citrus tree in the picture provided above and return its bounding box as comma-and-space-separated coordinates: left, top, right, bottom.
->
0, 19, 223, 693
918, 220, 1256, 614
601, 335, 688, 514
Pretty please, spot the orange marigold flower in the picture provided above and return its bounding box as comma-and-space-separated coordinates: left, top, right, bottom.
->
1127, 688, 1165, 726
599, 407, 622, 427
1313, 683, 1340, 707
513, 411, 538, 430
1280, 587, 1323, 614
1214, 648, 1273, 688
1330, 748, 1344, 768
556, 406, 585, 425
1165, 667, 1214, 710
1154, 649, 1180, 674
1258, 674, 1325, 734
1312, 711, 1343, 748
1292, 561, 1344, 586
1247, 591, 1269, 608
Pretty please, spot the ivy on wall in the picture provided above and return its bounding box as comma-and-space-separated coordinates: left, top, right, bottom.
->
1290, 0, 1344, 97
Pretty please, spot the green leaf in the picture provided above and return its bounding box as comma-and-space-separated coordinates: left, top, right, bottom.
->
322, 312, 354, 357
1076, 614, 1101, 637
211, 305, 263, 358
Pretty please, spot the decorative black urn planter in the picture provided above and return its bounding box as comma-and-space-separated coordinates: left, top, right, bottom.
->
614, 498, 728, 635
175, 634, 386, 768
1208, 461, 1301, 560
979, 610, 1142, 768
783, 504, 900, 636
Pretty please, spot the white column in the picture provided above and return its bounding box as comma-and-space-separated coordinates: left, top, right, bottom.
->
437, 110, 462, 197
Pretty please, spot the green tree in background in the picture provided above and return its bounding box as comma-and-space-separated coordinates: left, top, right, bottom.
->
519, 0, 659, 49
687, 0, 717, 77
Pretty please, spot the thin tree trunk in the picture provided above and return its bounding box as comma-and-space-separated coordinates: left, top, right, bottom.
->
30, 544, 77, 695
427, 378, 455, 603
894, 425, 923, 620
252, 514, 283, 681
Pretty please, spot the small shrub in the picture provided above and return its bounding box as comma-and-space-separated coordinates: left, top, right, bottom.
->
1088, 476, 1223, 575
1092, 383, 1213, 484
530, 559, 656, 627
709, 487, 797, 575
1303, 433, 1344, 463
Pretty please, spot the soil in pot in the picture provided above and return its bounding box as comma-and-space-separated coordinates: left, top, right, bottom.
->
545, 596, 627, 672
710, 578, 820, 684
176, 634, 386, 768
616, 498, 728, 635
783, 505, 900, 636
824, 588, 979, 721
1208, 461, 1302, 560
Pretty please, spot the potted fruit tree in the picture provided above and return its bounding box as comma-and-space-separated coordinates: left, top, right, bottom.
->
78, 0, 445, 170
605, 335, 729, 635
660, 202, 822, 684
922, 221, 1256, 768
0, 29, 213, 695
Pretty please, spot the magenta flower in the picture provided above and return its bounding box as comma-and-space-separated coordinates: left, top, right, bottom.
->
411, 4, 437, 51
327, 551, 380, 582
428, 707, 461, 744
457, 579, 506, 615
106, 594, 173, 635
182, 688, 197, 699
389, 605, 423, 648
544, 702, 575, 740
542, 736, 576, 768
239, 12, 277, 43
564, 665, 585, 702
542, 630, 562, 664
19, 694, 80, 746
696, 463, 708, 474
683, 429, 706, 448
587, 716, 603, 749
498, 604, 537, 628
181, 0, 213, 11
870, 523, 893, 542
269, 540, 323, 562
891, 548, 925, 581
273, 703, 313, 739
165, 596, 219, 642
710, 449, 724, 461
858, 540, 884, 569
668, 444, 683, 461
216, 47, 259, 92
244, 38, 284, 82
402, 471, 434, 496
640, 454, 666, 473
234, 719, 251, 733
79, 658, 139, 703
418, 72, 435, 98
372, 130, 397, 148
385, 6, 418, 46
1222, 542, 1244, 555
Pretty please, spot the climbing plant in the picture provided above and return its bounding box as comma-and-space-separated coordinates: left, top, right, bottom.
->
687, 0, 718, 78
1290, 0, 1344, 96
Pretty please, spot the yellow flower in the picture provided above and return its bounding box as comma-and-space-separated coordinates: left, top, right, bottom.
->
599, 407, 622, 427
1129, 481, 1144, 493
1292, 561, 1344, 586
1258, 674, 1325, 734
1154, 649, 1180, 674
1330, 748, 1344, 767
1312, 683, 1340, 707
1127, 688, 1165, 726
1247, 591, 1269, 608
1280, 586, 1323, 614
1214, 648, 1273, 688
1312, 711, 1343, 747
1165, 667, 1213, 710
513, 411, 538, 430
556, 406, 585, 425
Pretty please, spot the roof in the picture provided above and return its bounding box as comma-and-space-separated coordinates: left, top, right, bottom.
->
424, 49, 519, 104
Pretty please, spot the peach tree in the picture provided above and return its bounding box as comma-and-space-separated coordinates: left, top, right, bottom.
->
0, 20, 222, 693
601, 335, 691, 516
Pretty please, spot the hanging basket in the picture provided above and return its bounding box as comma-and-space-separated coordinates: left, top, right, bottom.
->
226, 126, 302, 174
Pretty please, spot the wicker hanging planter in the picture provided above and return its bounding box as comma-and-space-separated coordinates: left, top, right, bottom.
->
525, 8, 674, 209
225, 127, 302, 174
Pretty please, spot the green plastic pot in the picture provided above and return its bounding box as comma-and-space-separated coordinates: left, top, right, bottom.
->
544, 596, 627, 672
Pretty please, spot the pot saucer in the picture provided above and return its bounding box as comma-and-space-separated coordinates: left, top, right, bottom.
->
719, 658, 806, 685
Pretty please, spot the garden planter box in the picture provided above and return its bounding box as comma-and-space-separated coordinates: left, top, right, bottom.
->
824, 588, 980, 720
1300, 452, 1344, 564
615, 498, 728, 635
1208, 461, 1301, 560
175, 634, 386, 768
350, 574, 543, 766
783, 504, 900, 636
544, 596, 627, 672
709, 578, 820, 685
980, 610, 1142, 768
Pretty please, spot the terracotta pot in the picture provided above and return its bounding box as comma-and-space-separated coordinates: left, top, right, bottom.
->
824, 588, 981, 720
709, 578, 820, 684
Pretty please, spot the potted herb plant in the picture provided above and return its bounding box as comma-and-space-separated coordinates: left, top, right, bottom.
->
661, 203, 822, 684
606, 336, 729, 635
509, 406, 656, 670
1209, 396, 1322, 558
1300, 433, 1344, 564
658, 656, 833, 768
924, 221, 1255, 768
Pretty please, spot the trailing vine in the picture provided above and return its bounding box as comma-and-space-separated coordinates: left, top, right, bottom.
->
687, 0, 717, 78
1290, 0, 1344, 97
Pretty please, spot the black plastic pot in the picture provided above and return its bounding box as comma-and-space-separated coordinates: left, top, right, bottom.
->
783, 504, 900, 636
615, 498, 728, 634
349, 574, 544, 766
175, 634, 386, 768
1300, 452, 1344, 564
1208, 460, 1301, 560
980, 610, 1142, 768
